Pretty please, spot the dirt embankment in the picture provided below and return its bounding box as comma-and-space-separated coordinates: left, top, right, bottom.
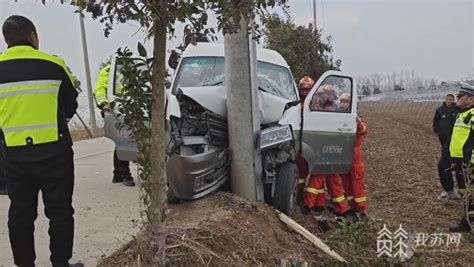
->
99, 102, 474, 266
100, 192, 337, 266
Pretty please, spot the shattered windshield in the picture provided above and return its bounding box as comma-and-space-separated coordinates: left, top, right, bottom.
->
172, 56, 297, 100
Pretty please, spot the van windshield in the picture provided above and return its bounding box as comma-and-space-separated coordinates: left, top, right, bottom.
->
172, 56, 297, 101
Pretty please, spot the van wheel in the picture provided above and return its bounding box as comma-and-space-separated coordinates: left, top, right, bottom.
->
273, 162, 298, 216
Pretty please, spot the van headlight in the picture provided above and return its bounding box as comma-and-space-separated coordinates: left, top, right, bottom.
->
259, 125, 293, 150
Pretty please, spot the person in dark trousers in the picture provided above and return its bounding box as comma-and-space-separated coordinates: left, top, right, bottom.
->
0, 16, 83, 267
0, 151, 6, 195
433, 94, 464, 200
448, 84, 474, 243
0, 146, 6, 195
93, 62, 135, 186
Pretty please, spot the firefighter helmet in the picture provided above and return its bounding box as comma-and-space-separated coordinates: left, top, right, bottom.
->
298, 76, 315, 96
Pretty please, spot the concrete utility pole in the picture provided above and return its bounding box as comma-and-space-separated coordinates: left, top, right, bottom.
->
79, 10, 98, 137
313, 0, 317, 31
224, 17, 263, 201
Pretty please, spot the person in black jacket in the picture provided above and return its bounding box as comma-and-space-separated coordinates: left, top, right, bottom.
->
0, 16, 83, 267
433, 94, 464, 200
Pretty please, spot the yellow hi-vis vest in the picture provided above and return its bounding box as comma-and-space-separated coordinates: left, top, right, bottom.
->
0, 46, 76, 147
450, 107, 474, 163
93, 64, 124, 107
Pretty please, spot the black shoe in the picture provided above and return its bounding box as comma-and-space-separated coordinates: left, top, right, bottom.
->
0, 186, 7, 195
301, 206, 311, 215
69, 263, 84, 267
112, 174, 123, 183
312, 206, 325, 213
334, 210, 354, 225
449, 218, 471, 233
317, 219, 331, 232
122, 176, 135, 187
327, 205, 336, 214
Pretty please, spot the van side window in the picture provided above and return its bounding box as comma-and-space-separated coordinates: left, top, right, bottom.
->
309, 76, 352, 113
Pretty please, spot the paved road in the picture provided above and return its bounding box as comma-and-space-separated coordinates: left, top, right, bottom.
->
0, 137, 141, 267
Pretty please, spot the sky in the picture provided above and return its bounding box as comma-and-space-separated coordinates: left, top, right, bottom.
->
0, 0, 473, 91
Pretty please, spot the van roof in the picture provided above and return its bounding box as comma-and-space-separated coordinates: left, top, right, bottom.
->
182, 42, 290, 68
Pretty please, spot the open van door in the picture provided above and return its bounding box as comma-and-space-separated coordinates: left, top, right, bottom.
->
103, 56, 138, 161
301, 71, 357, 174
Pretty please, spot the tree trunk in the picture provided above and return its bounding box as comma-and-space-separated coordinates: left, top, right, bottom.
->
150, 0, 167, 265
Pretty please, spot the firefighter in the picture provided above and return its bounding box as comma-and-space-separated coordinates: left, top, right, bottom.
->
93, 62, 135, 186
339, 93, 369, 216
295, 76, 314, 204
310, 84, 340, 111
297, 76, 314, 101
0, 16, 83, 267
302, 84, 349, 216
448, 83, 474, 243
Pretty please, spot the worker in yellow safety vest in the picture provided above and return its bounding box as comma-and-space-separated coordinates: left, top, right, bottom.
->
93, 62, 135, 186
448, 83, 474, 244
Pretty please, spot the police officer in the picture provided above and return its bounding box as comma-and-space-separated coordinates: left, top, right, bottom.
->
448, 83, 474, 243
0, 53, 6, 196
0, 16, 83, 266
93, 62, 135, 186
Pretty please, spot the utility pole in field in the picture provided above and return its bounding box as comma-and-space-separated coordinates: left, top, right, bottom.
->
313, 0, 317, 31
79, 9, 98, 137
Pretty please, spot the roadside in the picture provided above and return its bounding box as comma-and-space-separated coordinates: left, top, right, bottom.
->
0, 137, 140, 267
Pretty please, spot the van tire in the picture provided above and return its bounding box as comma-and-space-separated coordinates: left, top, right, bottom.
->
273, 162, 298, 216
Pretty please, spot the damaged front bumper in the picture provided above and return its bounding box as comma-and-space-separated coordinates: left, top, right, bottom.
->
166, 148, 229, 200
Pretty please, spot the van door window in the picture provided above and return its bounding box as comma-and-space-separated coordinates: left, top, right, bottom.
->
309, 76, 352, 113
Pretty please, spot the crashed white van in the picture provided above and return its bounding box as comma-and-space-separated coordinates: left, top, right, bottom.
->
105, 42, 357, 215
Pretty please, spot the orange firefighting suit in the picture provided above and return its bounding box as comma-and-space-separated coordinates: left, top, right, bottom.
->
341, 116, 368, 213
303, 174, 349, 215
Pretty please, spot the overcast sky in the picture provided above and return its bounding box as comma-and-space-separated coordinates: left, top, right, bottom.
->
0, 0, 473, 89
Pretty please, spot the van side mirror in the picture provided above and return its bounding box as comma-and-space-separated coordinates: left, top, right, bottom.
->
168, 50, 180, 70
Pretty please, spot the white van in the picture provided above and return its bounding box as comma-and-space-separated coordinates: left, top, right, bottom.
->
105, 42, 357, 215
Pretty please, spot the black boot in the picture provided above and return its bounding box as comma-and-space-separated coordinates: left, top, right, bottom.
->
301, 206, 311, 215
53, 262, 84, 267
449, 217, 471, 233
112, 173, 123, 183
0, 185, 7, 195
122, 175, 135, 187
312, 206, 325, 213
69, 263, 84, 267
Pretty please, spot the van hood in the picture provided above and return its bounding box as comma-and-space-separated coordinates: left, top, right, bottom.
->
179, 86, 295, 124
